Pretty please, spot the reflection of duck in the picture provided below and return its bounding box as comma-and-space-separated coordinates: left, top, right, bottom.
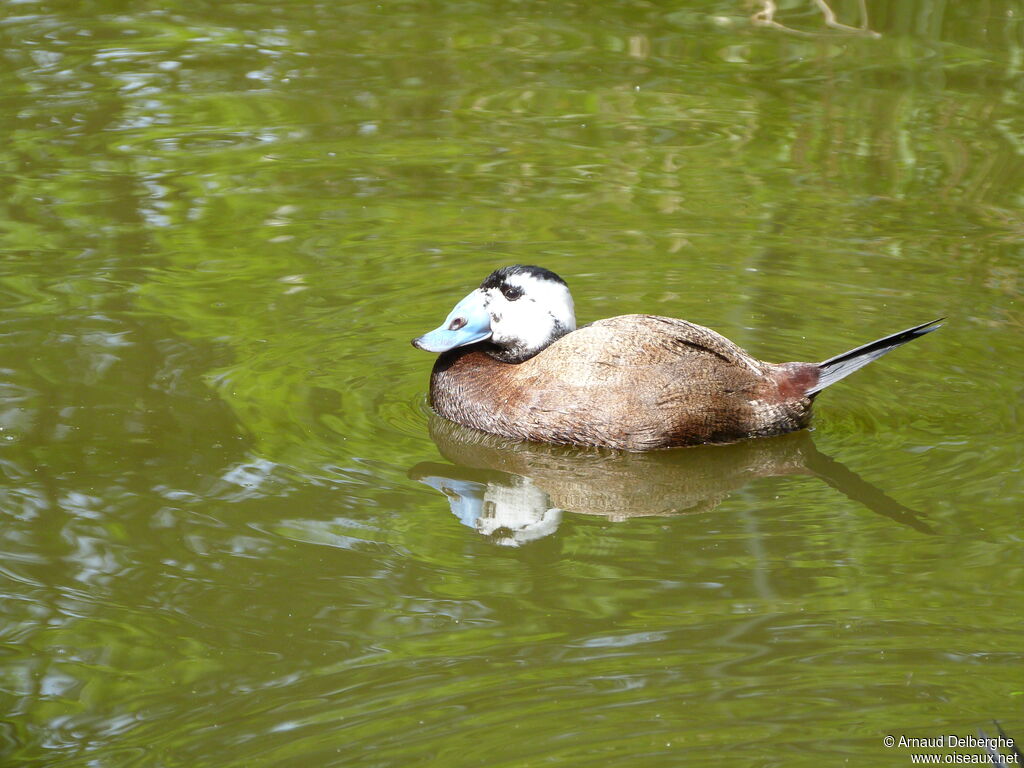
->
414, 468, 562, 547
410, 415, 934, 544
412, 265, 941, 450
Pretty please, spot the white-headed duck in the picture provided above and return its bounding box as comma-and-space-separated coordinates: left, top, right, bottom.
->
412, 265, 941, 451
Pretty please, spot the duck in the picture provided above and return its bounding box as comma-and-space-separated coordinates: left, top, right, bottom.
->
411, 265, 942, 451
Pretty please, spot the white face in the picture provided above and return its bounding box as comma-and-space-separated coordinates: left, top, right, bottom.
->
481, 271, 576, 361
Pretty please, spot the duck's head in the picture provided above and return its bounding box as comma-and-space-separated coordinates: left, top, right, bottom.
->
412, 265, 576, 363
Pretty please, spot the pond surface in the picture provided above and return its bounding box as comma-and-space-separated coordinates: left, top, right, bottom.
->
1, 1, 1022, 766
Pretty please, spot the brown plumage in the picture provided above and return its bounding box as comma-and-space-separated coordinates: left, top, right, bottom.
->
429, 314, 816, 451
413, 266, 942, 452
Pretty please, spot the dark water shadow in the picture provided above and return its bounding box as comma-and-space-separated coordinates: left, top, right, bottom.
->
410, 415, 935, 546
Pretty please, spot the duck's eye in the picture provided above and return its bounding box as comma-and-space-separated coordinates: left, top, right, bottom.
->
501, 285, 523, 301
448, 316, 467, 331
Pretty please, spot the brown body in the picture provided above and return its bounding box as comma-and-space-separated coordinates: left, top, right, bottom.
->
429, 314, 820, 451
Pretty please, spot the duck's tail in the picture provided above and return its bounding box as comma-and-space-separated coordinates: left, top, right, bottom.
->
807, 318, 944, 396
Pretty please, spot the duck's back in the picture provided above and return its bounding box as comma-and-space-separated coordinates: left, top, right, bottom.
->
429, 314, 814, 450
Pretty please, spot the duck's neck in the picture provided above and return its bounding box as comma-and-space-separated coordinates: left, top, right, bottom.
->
429, 347, 519, 438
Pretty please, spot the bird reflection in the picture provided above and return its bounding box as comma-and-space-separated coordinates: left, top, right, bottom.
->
410, 415, 933, 546
414, 469, 562, 546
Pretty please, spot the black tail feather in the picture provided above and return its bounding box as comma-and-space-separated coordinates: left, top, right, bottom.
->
807, 318, 944, 396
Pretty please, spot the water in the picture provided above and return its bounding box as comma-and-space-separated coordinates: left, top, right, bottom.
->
1, 1, 1021, 766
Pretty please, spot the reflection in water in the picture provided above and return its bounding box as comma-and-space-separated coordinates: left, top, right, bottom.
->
412, 415, 933, 545
415, 470, 562, 547
752, 0, 881, 38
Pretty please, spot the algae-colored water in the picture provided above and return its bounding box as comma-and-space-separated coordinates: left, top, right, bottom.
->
1, 1, 1021, 766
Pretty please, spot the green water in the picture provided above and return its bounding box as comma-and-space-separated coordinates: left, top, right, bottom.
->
1, 1, 1021, 765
